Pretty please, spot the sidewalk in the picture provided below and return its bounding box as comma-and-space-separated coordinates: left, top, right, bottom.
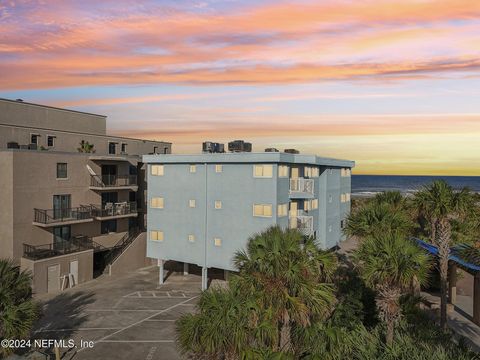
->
421, 292, 480, 352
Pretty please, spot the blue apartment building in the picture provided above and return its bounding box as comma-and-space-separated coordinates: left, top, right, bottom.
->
142, 152, 354, 289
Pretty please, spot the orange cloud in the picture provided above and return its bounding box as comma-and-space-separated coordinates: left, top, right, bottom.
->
0, 0, 479, 89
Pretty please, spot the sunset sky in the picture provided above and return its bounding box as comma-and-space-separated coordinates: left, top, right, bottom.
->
1, 0, 480, 175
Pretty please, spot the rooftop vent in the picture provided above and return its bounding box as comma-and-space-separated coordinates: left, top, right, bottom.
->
265, 148, 279, 152
284, 149, 299, 154
228, 140, 252, 153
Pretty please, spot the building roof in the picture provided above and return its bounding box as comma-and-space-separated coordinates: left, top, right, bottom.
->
143, 152, 355, 167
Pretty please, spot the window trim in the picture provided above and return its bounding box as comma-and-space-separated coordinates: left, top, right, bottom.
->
253, 204, 273, 217
56, 162, 68, 180
150, 197, 164, 209
189, 164, 197, 173
151, 165, 164, 176
215, 164, 223, 173
189, 199, 196, 208
214, 200, 222, 209
214, 237, 222, 247
253, 164, 273, 178
188, 234, 195, 242
150, 230, 164, 241
47, 135, 56, 147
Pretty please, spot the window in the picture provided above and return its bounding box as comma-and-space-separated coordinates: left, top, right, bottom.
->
329, 195, 333, 203
311, 167, 319, 177
164, 147, 169, 154
121, 143, 127, 153
101, 220, 117, 234
253, 204, 273, 217
329, 169, 333, 175
341, 220, 346, 229
188, 234, 195, 242
346, 193, 351, 202
153, 146, 158, 154
190, 165, 196, 173
56, 163, 67, 179
214, 200, 222, 209
341, 194, 346, 203
347, 169, 351, 177
304, 199, 311, 211
215, 164, 223, 173
151, 197, 164, 208
189, 199, 196, 208
305, 167, 312, 177
312, 199, 319, 209
253, 164, 273, 178
151, 165, 164, 176
278, 165, 289, 177
47, 135, 55, 147
150, 230, 164, 241
328, 224, 332, 232
277, 204, 288, 217
214, 238, 222, 247
30, 134, 39, 145
108, 142, 116, 155
341, 168, 346, 177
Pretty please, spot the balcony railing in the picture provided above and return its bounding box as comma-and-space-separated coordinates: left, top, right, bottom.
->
289, 215, 314, 236
90, 174, 137, 188
23, 235, 95, 260
33, 206, 93, 225
91, 202, 138, 218
289, 178, 314, 196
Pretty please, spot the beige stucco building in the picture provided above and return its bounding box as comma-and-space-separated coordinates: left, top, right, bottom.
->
0, 98, 171, 294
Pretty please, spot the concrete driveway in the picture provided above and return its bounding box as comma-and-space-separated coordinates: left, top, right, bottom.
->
32, 266, 202, 360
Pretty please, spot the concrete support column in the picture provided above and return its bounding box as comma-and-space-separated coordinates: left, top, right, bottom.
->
201, 267, 208, 291
158, 259, 164, 285
448, 263, 457, 305
183, 262, 189, 276
474, 273, 480, 326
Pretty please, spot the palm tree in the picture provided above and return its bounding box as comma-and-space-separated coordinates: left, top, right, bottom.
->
232, 226, 337, 354
354, 234, 431, 345
77, 140, 95, 153
371, 190, 405, 208
0, 259, 39, 357
176, 287, 267, 359
414, 180, 474, 329
344, 202, 413, 239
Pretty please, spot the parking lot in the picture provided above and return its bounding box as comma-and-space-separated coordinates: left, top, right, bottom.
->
33, 266, 204, 360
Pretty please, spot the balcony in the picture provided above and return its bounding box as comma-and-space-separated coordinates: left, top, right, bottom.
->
33, 207, 94, 227
289, 215, 314, 236
23, 235, 95, 260
289, 178, 314, 199
91, 202, 138, 220
89, 175, 138, 191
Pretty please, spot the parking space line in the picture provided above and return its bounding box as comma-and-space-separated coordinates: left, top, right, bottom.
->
35, 327, 122, 333
88, 296, 198, 347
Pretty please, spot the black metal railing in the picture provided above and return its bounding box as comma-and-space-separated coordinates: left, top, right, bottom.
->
23, 235, 95, 260
33, 206, 94, 224
103, 227, 141, 267
90, 175, 137, 188
91, 202, 138, 218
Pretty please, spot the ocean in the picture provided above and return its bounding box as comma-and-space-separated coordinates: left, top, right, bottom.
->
352, 175, 480, 196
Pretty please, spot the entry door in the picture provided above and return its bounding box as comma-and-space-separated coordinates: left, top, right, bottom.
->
53, 226, 71, 250
69, 260, 78, 287
47, 264, 60, 293
53, 194, 71, 219
102, 165, 117, 185
289, 202, 298, 229
291, 168, 299, 179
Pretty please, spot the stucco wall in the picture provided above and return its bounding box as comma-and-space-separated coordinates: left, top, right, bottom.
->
0, 152, 14, 259
147, 163, 279, 271
21, 249, 93, 294
0, 98, 106, 134
108, 232, 149, 275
